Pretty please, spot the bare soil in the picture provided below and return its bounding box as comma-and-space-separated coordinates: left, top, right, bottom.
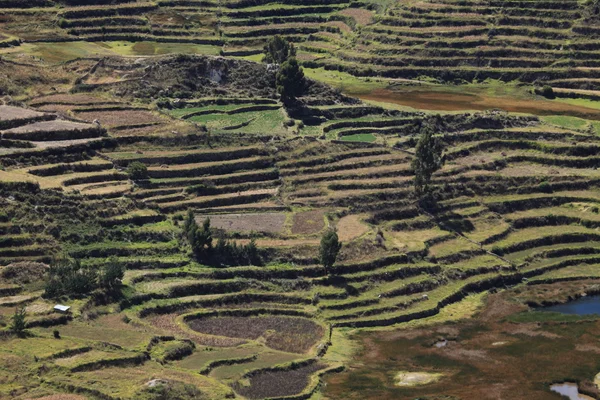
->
232, 361, 326, 400
200, 212, 286, 234
292, 209, 326, 235
74, 110, 164, 128
187, 316, 324, 354
360, 88, 600, 120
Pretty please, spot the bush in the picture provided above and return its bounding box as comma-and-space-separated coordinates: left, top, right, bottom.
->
53, 329, 61, 339
320, 230, 342, 272
11, 307, 27, 336
126, 161, 148, 181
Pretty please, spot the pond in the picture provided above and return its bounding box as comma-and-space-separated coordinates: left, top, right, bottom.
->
550, 382, 595, 400
542, 295, 600, 316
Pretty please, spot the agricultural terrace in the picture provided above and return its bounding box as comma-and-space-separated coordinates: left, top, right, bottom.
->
1, 13, 600, 398
1, 0, 600, 98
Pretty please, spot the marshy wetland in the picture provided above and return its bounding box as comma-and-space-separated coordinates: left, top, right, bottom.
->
325, 281, 600, 400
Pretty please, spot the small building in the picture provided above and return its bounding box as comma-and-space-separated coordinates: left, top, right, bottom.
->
54, 304, 71, 313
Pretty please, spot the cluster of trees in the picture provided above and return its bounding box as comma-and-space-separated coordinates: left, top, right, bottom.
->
264, 36, 305, 104
44, 257, 124, 298
183, 211, 261, 266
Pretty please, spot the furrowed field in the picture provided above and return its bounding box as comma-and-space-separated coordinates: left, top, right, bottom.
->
3, 1, 600, 399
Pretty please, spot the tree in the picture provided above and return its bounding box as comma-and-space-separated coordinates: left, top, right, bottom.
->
187, 217, 213, 260
126, 161, 148, 181
99, 257, 124, 290
263, 35, 296, 64
320, 229, 342, 272
412, 119, 444, 196
11, 307, 26, 336
276, 57, 305, 104
44, 259, 99, 298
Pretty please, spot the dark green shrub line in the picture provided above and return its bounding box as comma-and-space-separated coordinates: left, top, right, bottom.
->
62, 172, 127, 187
44, 346, 93, 361
173, 98, 277, 107
80, 33, 224, 45
0, 113, 54, 131
222, 14, 330, 27
379, 16, 488, 28
25, 314, 72, 328
158, 192, 274, 212
135, 292, 312, 316
278, 148, 389, 169
58, 3, 158, 18
69, 353, 148, 372
28, 161, 113, 177
3, 125, 105, 142
281, 156, 406, 177
510, 215, 600, 230
443, 129, 598, 145
47, 381, 115, 400
180, 105, 281, 119
486, 194, 600, 214
68, 242, 178, 259
225, 0, 351, 9
322, 117, 415, 133
59, 16, 147, 28
224, 5, 345, 19
200, 354, 258, 375
493, 233, 600, 256
147, 158, 273, 179
327, 297, 427, 322
141, 169, 279, 189
320, 298, 379, 311
0, 285, 21, 297
99, 214, 165, 227
432, 249, 487, 265
480, 226, 513, 246
530, 245, 600, 261
225, 26, 334, 39
183, 308, 314, 322
287, 164, 412, 185
0, 138, 116, 168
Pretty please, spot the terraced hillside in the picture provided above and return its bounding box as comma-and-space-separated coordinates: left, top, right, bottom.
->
3, 0, 600, 95
2, 20, 600, 398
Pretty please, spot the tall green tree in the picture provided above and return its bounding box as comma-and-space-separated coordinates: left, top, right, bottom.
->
276, 57, 305, 104
263, 35, 296, 64
412, 119, 444, 196
11, 307, 27, 336
99, 257, 124, 290
320, 229, 342, 272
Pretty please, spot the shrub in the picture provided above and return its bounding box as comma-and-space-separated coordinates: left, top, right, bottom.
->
99, 257, 124, 290
11, 307, 27, 336
53, 329, 60, 339
126, 161, 148, 181
320, 229, 342, 272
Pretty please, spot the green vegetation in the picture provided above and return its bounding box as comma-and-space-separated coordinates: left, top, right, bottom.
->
10, 307, 27, 336
277, 57, 305, 104
411, 118, 444, 195
126, 161, 148, 181
320, 229, 342, 272
263, 35, 296, 64
5, 1, 600, 398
